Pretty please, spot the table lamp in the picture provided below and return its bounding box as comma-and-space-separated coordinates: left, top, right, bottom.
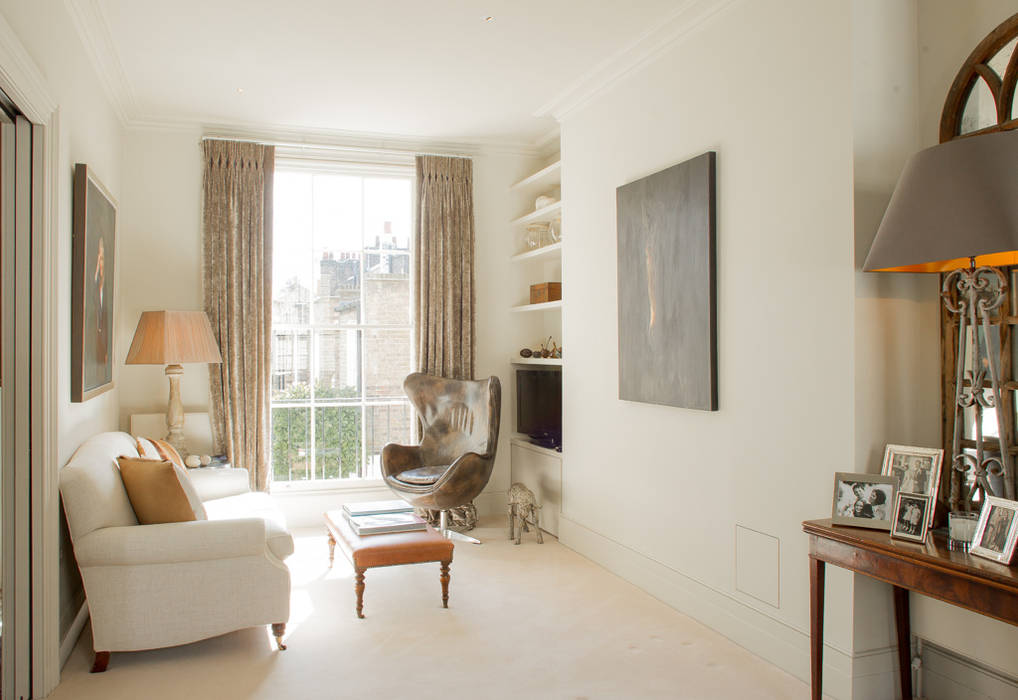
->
125, 310, 223, 455
864, 128, 1018, 509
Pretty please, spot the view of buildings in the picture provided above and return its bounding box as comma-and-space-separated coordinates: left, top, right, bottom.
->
271, 221, 413, 482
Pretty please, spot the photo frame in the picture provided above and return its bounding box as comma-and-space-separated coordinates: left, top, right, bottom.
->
970, 496, 1018, 564
890, 492, 932, 543
880, 444, 943, 522
71, 163, 118, 402
831, 472, 897, 530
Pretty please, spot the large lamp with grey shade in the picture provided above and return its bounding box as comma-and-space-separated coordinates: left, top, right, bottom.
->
864, 128, 1018, 509
125, 310, 223, 455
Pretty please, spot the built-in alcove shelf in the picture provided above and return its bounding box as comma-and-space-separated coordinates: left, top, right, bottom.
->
510, 160, 561, 191
510, 241, 562, 263
510, 356, 562, 366
510, 300, 562, 313
510, 434, 563, 458
511, 201, 562, 226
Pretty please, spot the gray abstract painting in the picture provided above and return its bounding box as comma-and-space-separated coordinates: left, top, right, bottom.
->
616, 152, 717, 410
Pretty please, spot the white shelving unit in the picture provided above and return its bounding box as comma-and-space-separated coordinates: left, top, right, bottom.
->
510, 241, 562, 263
508, 157, 563, 537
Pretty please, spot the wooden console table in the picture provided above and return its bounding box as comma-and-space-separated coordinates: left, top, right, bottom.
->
803, 518, 1018, 700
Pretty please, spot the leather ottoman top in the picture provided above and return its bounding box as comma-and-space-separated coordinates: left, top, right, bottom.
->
325, 510, 454, 569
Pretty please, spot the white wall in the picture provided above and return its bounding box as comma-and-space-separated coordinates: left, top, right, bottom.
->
0, 0, 125, 659
117, 126, 207, 427
557, 0, 857, 695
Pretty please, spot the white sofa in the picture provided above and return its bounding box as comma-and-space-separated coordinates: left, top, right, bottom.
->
59, 432, 292, 672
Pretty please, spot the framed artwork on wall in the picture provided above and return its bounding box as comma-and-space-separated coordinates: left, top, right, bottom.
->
616, 151, 717, 411
71, 163, 117, 402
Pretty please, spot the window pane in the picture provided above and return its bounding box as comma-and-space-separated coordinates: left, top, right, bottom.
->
271, 331, 311, 402
364, 258, 410, 325
271, 406, 311, 482
364, 403, 411, 479
313, 174, 362, 326
315, 406, 362, 479
363, 329, 411, 399
273, 172, 313, 325
314, 329, 361, 399
364, 177, 411, 250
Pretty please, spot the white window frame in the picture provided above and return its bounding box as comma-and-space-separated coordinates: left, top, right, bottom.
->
270, 154, 415, 493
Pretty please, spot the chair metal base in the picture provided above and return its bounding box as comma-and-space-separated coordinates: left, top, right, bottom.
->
440, 510, 481, 545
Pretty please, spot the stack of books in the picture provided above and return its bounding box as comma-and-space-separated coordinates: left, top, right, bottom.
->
342, 500, 426, 536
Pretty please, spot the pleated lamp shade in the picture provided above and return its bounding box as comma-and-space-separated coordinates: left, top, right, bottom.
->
863, 129, 1018, 273
125, 311, 222, 365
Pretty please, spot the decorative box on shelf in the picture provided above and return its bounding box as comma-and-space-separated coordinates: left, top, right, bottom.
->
530, 282, 562, 304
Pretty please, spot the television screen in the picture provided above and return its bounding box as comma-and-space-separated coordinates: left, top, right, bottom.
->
516, 368, 562, 443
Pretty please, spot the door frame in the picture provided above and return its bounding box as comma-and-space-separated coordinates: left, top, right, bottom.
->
0, 13, 62, 698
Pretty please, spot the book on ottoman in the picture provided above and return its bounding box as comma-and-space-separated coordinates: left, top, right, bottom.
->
342, 499, 414, 518
345, 511, 427, 536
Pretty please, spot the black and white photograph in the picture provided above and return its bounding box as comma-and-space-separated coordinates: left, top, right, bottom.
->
831, 472, 897, 530
971, 497, 1018, 564
890, 492, 931, 543
880, 445, 943, 514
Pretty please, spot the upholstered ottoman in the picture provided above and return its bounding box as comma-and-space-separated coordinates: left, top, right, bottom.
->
324, 510, 454, 618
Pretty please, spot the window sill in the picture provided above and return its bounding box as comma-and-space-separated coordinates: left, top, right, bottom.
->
269, 478, 387, 496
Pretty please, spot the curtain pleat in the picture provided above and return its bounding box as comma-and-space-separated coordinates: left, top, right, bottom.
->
414, 155, 475, 379
202, 140, 274, 491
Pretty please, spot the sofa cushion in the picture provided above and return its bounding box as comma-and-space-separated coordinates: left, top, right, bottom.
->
395, 465, 449, 485
203, 492, 294, 560
117, 457, 197, 525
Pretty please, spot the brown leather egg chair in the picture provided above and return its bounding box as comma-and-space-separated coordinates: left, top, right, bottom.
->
381, 373, 501, 544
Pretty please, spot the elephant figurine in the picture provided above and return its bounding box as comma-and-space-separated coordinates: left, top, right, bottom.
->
507, 482, 543, 545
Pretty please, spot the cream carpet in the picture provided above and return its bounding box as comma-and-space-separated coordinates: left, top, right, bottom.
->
51, 519, 810, 699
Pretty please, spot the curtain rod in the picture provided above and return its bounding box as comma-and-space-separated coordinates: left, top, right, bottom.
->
199, 135, 473, 159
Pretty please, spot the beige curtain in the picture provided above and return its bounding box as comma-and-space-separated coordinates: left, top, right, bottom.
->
414, 155, 475, 379
202, 140, 274, 491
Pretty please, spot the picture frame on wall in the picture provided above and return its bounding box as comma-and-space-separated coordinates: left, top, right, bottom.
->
831, 472, 897, 530
970, 496, 1018, 564
880, 444, 943, 522
890, 492, 932, 543
71, 163, 117, 402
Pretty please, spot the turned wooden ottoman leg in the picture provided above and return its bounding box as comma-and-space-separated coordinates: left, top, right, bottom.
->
91, 651, 110, 673
327, 531, 336, 568
355, 567, 366, 618
440, 560, 451, 608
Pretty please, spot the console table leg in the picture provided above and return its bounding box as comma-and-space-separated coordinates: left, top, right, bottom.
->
440, 560, 451, 608
893, 585, 914, 700
809, 555, 825, 700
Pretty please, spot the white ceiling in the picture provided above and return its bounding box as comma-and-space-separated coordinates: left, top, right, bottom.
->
71, 0, 703, 148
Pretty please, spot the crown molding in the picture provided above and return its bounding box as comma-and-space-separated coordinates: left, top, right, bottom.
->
127, 115, 547, 158
65, 0, 139, 125
0, 11, 56, 121
535, 0, 738, 122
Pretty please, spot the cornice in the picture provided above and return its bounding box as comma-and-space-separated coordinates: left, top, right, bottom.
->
65, 0, 138, 125
534, 0, 739, 122
0, 11, 56, 121
129, 116, 546, 158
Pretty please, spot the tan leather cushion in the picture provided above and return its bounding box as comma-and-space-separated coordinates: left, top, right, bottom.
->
117, 456, 197, 525
395, 465, 449, 485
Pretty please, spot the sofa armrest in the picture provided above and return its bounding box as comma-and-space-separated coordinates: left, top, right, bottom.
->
73, 518, 269, 567
187, 467, 250, 502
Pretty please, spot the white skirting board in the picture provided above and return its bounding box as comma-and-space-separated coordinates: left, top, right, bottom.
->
557, 514, 899, 700
59, 603, 89, 669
